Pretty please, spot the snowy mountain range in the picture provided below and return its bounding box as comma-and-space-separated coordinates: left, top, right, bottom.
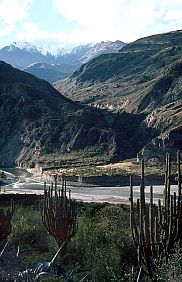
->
0, 40, 126, 69
3, 41, 68, 56
0, 40, 126, 83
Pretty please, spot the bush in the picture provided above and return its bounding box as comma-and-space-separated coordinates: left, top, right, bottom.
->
2, 202, 137, 281
10, 206, 48, 251
158, 245, 182, 281
71, 203, 136, 281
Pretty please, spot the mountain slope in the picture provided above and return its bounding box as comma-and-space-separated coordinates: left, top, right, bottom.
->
54, 30, 182, 160
0, 61, 151, 167
24, 63, 77, 84
55, 30, 182, 112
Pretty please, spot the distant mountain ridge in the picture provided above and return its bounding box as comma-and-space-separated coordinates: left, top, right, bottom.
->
58, 40, 126, 65
0, 40, 126, 69
0, 40, 126, 83
23, 62, 77, 84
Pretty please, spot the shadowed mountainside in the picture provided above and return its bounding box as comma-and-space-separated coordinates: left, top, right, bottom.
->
0, 61, 152, 167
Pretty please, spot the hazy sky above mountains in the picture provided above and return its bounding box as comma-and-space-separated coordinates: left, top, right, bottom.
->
0, 0, 181, 49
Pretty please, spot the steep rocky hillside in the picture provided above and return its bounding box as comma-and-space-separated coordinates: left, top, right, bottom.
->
0, 61, 151, 167
138, 100, 182, 161
54, 30, 182, 160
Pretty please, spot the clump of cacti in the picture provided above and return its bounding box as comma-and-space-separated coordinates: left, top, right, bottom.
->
130, 151, 182, 280
41, 178, 77, 254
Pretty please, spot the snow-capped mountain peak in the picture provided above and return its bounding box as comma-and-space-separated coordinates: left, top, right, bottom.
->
10, 41, 70, 56
11, 41, 39, 53
0, 40, 127, 70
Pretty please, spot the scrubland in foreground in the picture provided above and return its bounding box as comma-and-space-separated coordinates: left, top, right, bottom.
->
0, 200, 182, 281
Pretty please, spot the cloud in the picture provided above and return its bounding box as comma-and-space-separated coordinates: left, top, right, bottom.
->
17, 22, 80, 53
18, 22, 67, 43
0, 25, 13, 37
18, 21, 94, 49
7, 0, 182, 50
0, 0, 33, 36
52, 0, 182, 43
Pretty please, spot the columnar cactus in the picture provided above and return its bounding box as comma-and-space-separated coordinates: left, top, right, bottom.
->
130, 151, 182, 279
42, 179, 77, 254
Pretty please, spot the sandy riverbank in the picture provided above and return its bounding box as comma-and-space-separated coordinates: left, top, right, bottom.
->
1, 167, 178, 205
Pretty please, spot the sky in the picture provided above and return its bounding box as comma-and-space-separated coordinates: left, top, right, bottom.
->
0, 0, 182, 51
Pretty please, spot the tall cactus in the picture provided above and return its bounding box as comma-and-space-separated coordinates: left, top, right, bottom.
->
0, 200, 15, 246
42, 179, 77, 255
130, 151, 182, 279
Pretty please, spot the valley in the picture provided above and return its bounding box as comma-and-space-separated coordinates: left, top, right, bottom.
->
0, 27, 181, 282
0, 29, 181, 173
1, 2, 182, 280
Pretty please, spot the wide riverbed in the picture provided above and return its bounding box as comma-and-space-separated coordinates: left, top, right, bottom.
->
1, 168, 178, 204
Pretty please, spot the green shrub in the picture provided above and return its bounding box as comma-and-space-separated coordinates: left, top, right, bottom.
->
1, 202, 137, 281
71, 203, 136, 281
158, 246, 182, 281
10, 206, 48, 251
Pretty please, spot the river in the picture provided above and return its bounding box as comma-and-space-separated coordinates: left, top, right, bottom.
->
1, 168, 178, 204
